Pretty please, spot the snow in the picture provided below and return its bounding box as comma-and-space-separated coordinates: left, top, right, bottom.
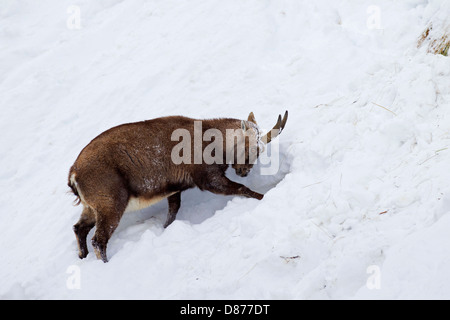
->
1, 0, 450, 299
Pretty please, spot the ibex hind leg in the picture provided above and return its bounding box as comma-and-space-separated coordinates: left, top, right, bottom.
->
73, 206, 96, 259
91, 196, 128, 263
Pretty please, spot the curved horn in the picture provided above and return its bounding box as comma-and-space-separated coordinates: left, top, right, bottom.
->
261, 110, 288, 144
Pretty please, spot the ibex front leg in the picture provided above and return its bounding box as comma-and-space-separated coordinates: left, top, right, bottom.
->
203, 174, 264, 200
164, 192, 181, 228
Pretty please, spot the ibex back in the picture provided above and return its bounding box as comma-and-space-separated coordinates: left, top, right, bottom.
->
68, 111, 288, 262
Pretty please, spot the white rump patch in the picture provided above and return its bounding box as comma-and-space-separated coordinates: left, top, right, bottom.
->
70, 173, 87, 204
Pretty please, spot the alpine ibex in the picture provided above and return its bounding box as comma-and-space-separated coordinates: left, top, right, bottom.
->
68, 111, 288, 262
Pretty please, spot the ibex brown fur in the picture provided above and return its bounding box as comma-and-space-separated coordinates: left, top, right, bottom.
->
68, 111, 287, 262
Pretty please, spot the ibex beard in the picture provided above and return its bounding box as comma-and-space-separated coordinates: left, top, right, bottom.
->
68, 111, 288, 262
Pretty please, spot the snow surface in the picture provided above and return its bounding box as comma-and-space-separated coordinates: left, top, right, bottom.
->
1, 0, 450, 299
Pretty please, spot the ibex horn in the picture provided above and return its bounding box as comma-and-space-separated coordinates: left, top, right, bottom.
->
261, 110, 288, 144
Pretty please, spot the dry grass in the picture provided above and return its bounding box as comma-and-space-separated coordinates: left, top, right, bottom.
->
418, 23, 450, 56
371, 102, 397, 116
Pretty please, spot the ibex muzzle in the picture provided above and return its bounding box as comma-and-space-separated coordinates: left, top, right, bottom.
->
68, 111, 288, 262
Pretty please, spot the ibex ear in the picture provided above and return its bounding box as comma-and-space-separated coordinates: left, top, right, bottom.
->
247, 112, 257, 124
241, 120, 247, 131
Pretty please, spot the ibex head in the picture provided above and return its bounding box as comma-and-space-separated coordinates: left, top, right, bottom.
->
232, 110, 288, 177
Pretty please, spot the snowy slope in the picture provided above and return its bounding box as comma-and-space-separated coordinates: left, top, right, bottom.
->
1, 0, 450, 299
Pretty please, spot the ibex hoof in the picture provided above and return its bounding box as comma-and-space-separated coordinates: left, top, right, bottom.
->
92, 239, 108, 263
